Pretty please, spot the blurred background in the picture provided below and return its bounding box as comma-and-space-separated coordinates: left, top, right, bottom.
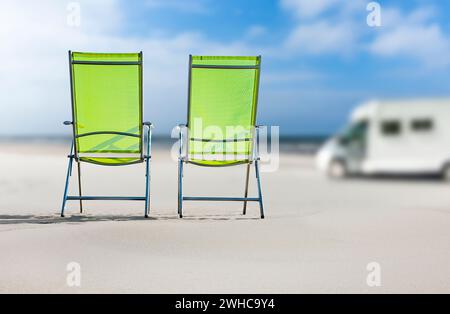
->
1, 0, 450, 138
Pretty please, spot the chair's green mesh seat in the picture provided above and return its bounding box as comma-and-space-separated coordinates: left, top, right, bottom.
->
188, 56, 261, 166
70, 52, 142, 165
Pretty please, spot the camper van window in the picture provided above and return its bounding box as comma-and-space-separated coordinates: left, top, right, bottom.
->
411, 119, 433, 132
381, 120, 401, 136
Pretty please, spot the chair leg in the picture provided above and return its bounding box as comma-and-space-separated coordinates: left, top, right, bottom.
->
242, 163, 251, 215
77, 161, 83, 214
178, 159, 184, 218
144, 156, 151, 218
61, 156, 74, 218
254, 160, 265, 219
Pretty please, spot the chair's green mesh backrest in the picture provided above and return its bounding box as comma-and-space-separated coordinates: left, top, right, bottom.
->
70, 52, 142, 165
188, 56, 261, 166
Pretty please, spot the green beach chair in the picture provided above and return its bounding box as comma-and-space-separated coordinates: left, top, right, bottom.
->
61, 51, 153, 217
176, 55, 265, 218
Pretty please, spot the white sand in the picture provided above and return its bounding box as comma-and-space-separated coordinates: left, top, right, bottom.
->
0, 142, 449, 293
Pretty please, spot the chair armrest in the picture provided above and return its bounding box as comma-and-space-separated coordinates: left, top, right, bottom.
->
176, 124, 187, 160
143, 122, 154, 158
143, 121, 154, 128
63, 121, 73, 125
252, 125, 267, 161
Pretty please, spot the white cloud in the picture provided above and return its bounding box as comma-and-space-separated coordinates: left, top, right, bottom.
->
285, 21, 357, 55
369, 7, 450, 68
280, 0, 366, 56
407, 7, 436, 24
0, 0, 254, 135
280, 0, 339, 19
280, 1, 450, 68
370, 24, 450, 68
263, 70, 326, 84
246, 25, 266, 38
144, 0, 210, 14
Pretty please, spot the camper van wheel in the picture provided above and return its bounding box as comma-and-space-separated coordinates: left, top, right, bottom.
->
328, 159, 347, 179
441, 163, 450, 181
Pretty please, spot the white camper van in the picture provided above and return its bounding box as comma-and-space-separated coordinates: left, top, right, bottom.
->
316, 98, 450, 179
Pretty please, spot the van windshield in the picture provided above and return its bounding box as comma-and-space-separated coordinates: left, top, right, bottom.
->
339, 120, 369, 144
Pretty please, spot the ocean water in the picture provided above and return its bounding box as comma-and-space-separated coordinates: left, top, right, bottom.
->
0, 135, 329, 155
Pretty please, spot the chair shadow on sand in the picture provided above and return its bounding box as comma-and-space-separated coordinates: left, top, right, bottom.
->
0, 212, 260, 225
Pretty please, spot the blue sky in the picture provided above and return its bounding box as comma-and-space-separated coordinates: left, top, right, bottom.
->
1, 0, 450, 136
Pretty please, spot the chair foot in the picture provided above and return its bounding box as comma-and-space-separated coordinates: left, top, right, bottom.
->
261, 215, 265, 219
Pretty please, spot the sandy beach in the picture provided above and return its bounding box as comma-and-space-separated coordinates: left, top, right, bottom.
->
0, 141, 449, 293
